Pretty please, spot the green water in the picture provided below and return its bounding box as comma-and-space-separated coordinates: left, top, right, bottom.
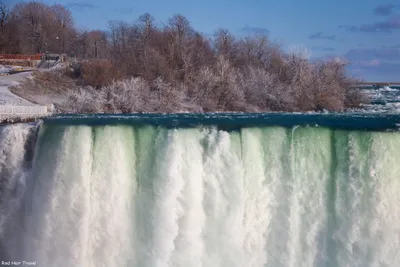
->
0, 120, 400, 267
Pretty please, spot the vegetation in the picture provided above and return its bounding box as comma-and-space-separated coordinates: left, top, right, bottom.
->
3, 1, 367, 113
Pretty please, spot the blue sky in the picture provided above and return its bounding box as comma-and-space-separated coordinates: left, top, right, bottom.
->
10, 0, 400, 81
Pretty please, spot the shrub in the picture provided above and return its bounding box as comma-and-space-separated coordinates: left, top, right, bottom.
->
80, 60, 121, 88
65, 77, 198, 113
238, 66, 294, 111
185, 57, 247, 112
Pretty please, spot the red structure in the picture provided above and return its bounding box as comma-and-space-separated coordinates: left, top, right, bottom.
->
0, 54, 43, 60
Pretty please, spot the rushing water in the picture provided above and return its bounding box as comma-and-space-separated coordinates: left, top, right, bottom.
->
359, 86, 400, 113
0, 111, 400, 267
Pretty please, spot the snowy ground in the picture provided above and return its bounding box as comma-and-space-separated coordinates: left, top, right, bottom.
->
0, 65, 12, 74
0, 71, 35, 105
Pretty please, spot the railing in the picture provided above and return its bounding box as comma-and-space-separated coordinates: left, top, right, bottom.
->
0, 105, 54, 122
0, 105, 47, 114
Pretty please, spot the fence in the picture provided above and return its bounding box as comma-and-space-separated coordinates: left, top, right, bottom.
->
0, 54, 43, 61
0, 105, 54, 121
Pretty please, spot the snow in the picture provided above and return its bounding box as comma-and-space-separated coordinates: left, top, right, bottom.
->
0, 71, 35, 105
0, 65, 11, 74
380, 86, 398, 92
0, 64, 33, 75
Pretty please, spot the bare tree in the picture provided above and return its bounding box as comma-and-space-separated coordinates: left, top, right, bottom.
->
235, 35, 272, 68
50, 4, 74, 53
137, 13, 156, 79
213, 28, 237, 61
12, 2, 55, 53
89, 30, 108, 58
74, 30, 89, 58
0, 0, 9, 51
181, 32, 214, 82
108, 20, 141, 76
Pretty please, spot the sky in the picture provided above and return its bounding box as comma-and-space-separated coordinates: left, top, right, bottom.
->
9, 0, 400, 81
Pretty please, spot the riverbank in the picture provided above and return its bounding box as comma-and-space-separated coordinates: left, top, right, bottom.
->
0, 71, 54, 122
0, 71, 35, 105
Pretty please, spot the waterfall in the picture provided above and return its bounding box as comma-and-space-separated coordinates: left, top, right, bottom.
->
1, 123, 400, 267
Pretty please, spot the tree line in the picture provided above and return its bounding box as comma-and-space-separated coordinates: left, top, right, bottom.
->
5, 1, 366, 112
0, 0, 106, 57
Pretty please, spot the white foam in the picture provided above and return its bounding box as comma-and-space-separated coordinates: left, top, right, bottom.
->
1, 124, 400, 266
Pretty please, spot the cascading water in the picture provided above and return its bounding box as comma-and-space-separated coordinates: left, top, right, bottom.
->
0, 123, 39, 263
1, 115, 400, 267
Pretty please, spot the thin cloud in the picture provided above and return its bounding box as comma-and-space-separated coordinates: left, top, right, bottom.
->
312, 54, 345, 63
345, 47, 400, 62
315, 45, 400, 80
373, 3, 396, 16
240, 25, 269, 35
312, 46, 336, 52
339, 16, 400, 33
113, 7, 136, 14
65, 2, 98, 11
323, 47, 336, 52
358, 59, 381, 67
348, 61, 400, 79
308, 32, 343, 41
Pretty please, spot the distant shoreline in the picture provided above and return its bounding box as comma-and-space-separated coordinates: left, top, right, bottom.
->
356, 82, 400, 86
